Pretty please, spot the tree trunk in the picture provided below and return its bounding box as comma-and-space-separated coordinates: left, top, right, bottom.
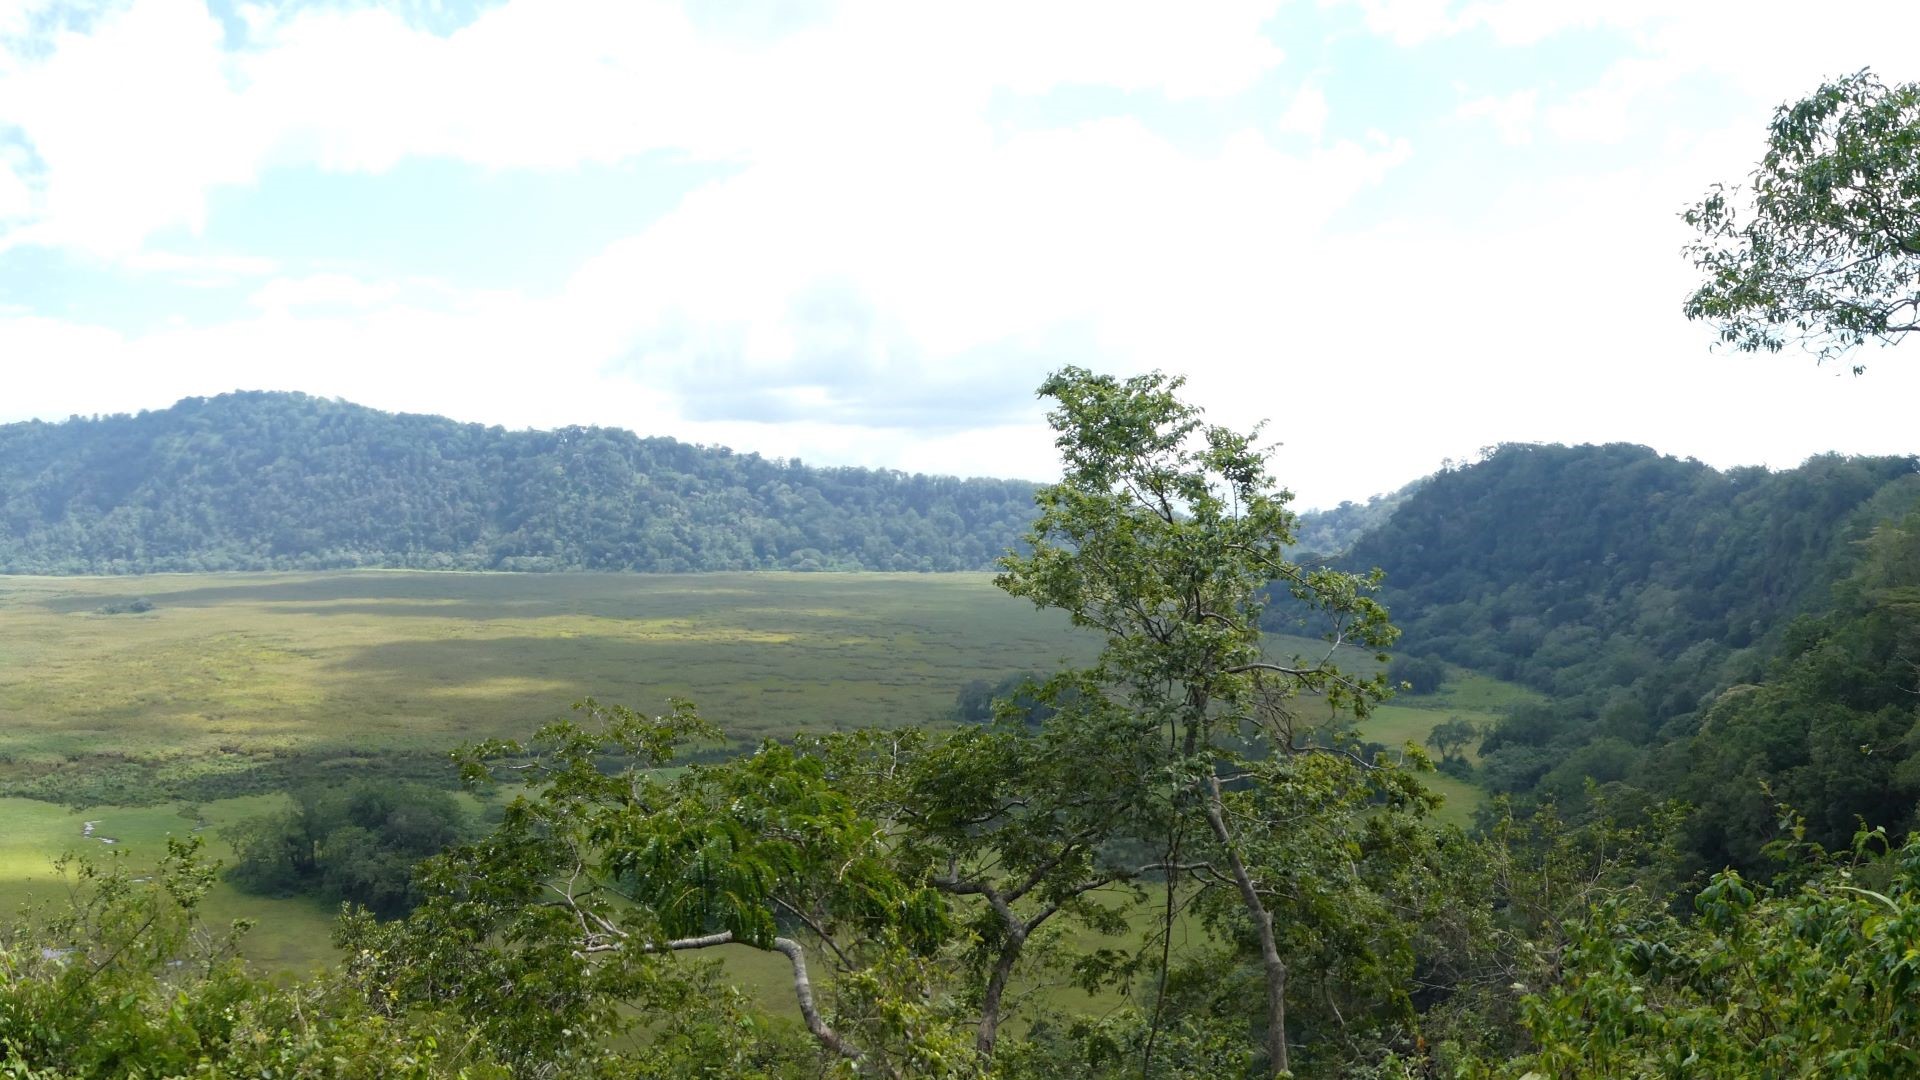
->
976, 926, 1027, 1056
1202, 769, 1289, 1077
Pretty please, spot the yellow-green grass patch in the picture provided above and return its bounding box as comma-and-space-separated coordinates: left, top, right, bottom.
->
0, 572, 1103, 781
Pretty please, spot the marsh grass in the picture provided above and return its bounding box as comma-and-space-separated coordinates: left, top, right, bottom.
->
0, 571, 1107, 800
0, 570, 1518, 990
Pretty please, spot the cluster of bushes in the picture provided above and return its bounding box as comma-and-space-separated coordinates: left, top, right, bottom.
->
223, 780, 471, 917
93, 597, 152, 615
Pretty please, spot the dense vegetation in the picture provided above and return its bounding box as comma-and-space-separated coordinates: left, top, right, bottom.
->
1315, 442, 1920, 878
223, 781, 470, 917
1290, 479, 1424, 558
0, 370, 1481, 1078
0, 392, 1039, 574
1346, 443, 1914, 710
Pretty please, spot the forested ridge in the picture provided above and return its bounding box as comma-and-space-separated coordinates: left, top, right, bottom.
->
0, 392, 1038, 574
1347, 442, 1916, 709
1317, 442, 1920, 876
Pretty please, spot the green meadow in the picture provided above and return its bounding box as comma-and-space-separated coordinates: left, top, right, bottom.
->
0, 571, 1107, 783
0, 570, 1508, 987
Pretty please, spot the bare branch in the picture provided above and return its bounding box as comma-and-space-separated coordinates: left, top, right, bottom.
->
591, 929, 865, 1065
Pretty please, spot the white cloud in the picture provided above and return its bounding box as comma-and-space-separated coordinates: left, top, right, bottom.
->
0, 160, 30, 219
249, 272, 400, 313
1457, 88, 1536, 144
122, 250, 277, 276
0, 0, 260, 257
0, 0, 1291, 261
1277, 84, 1329, 140
1331, 0, 1464, 47
0, 103, 1415, 492
8, 0, 1920, 509
557, 114, 1412, 434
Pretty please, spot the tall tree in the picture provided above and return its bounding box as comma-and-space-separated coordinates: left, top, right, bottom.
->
996, 367, 1422, 1076
1684, 69, 1920, 372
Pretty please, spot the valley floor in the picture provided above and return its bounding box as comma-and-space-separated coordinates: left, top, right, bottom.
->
0, 570, 1513, 1008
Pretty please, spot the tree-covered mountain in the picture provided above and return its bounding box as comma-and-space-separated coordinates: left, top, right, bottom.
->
1347, 444, 1916, 711
1318, 442, 1920, 873
0, 392, 1041, 574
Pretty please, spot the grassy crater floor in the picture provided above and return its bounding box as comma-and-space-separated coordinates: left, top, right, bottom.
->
0, 570, 1109, 802
0, 569, 1514, 992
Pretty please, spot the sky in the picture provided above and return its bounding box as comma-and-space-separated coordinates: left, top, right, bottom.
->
3, 0, 1919, 508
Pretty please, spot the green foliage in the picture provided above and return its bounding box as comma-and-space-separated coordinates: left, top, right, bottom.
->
0, 838, 507, 1079
91, 597, 151, 615
1672, 509, 1920, 874
1350, 444, 1912, 713
950, 672, 1056, 726
0, 391, 1039, 575
18, 369, 1918, 1076
1341, 442, 1918, 826
224, 779, 470, 917
314, 368, 1495, 1078
1684, 69, 1920, 371
348, 699, 975, 1076
1290, 479, 1424, 558
1417, 797, 1685, 1073
1426, 717, 1478, 760
1507, 822, 1920, 1078
995, 367, 1443, 1078
995, 1005, 1257, 1079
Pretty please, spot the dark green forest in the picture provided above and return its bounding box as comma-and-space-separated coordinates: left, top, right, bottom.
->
1345, 443, 1916, 707
222, 780, 471, 918
0, 392, 1039, 575
1308, 443, 1920, 879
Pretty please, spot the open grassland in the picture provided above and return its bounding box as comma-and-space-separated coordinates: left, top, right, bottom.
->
0, 571, 1110, 801
0, 571, 1515, 988
1353, 670, 1541, 826
0, 795, 350, 973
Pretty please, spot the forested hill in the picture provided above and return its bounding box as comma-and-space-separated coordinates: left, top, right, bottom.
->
0, 392, 1040, 574
1324, 442, 1920, 875
1344, 443, 1918, 712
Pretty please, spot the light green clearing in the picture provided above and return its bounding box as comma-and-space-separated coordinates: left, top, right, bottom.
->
1349, 665, 1540, 827
0, 571, 1523, 1005
0, 795, 345, 973
0, 571, 1106, 773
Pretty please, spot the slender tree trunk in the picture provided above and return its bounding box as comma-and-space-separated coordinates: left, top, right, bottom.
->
976, 925, 1027, 1056
1202, 768, 1289, 1077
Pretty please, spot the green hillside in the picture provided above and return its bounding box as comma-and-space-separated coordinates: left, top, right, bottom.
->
0, 392, 1039, 575
1328, 442, 1920, 874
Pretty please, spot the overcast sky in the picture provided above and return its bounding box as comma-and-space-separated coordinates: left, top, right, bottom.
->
3, 0, 1918, 508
